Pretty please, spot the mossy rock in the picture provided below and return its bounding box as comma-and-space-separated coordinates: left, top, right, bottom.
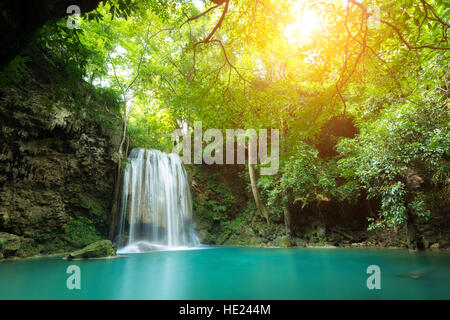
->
67, 240, 116, 260
293, 238, 307, 247
196, 229, 215, 244
275, 236, 293, 248
430, 243, 440, 250
16, 238, 40, 257
0, 232, 22, 255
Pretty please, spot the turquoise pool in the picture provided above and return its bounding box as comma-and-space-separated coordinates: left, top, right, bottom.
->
0, 247, 449, 299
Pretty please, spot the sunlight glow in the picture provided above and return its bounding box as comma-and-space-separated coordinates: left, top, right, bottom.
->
283, 1, 322, 46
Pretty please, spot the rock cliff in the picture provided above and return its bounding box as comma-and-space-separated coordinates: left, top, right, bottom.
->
0, 50, 122, 258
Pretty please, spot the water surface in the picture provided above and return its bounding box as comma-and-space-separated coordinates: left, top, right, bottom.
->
0, 247, 449, 299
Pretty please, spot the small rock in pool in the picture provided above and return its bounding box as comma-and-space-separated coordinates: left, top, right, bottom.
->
67, 240, 116, 260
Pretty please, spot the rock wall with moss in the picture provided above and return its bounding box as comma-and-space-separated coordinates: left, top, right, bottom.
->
189, 164, 292, 247
189, 163, 449, 250
0, 49, 122, 259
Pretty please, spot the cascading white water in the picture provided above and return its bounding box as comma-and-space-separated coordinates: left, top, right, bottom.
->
117, 148, 199, 253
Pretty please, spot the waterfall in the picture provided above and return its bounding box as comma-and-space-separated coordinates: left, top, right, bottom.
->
117, 149, 199, 253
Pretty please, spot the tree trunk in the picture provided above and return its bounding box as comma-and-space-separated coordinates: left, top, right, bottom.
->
406, 211, 419, 250
282, 190, 292, 236
317, 202, 326, 230
279, 116, 292, 235
109, 117, 129, 240
404, 170, 425, 250
248, 163, 269, 224
108, 164, 122, 240
117, 112, 128, 161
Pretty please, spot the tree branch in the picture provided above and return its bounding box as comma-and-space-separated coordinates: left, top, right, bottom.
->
180, 4, 221, 28
202, 0, 229, 43
348, 0, 449, 50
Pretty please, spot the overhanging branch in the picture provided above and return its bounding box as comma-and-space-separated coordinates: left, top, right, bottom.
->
348, 0, 449, 50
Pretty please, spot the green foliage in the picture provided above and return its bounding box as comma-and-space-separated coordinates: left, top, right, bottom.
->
192, 167, 237, 222
204, 176, 236, 220
260, 143, 357, 216
215, 206, 256, 245
0, 56, 30, 85
27, 0, 449, 237
87, 86, 123, 128
64, 216, 102, 248
127, 108, 175, 152
338, 99, 449, 229
31, 13, 124, 130
79, 194, 112, 237
203, 198, 229, 221
120, 158, 130, 171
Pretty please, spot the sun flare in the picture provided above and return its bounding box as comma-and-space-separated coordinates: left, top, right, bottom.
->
284, 2, 322, 46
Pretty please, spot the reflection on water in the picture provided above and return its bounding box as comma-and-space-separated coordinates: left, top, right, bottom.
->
0, 247, 449, 300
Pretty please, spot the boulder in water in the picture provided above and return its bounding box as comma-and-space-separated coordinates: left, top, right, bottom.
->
430, 243, 440, 250
67, 240, 116, 260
